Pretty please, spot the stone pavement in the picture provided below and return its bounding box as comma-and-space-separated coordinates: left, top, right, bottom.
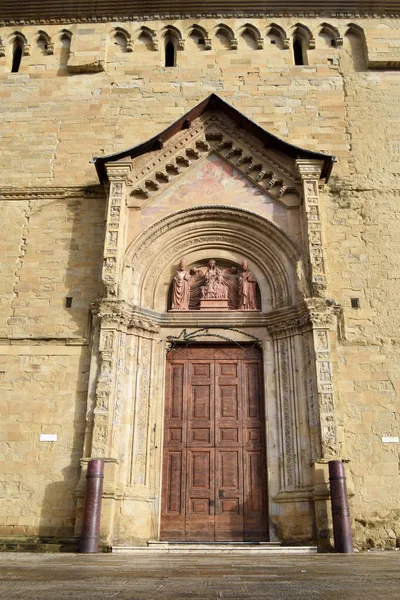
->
0, 552, 399, 599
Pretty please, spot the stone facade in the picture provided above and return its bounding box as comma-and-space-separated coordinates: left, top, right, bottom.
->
1, 4, 400, 550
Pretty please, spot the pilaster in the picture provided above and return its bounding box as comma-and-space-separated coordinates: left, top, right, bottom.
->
296, 159, 327, 299
103, 161, 132, 297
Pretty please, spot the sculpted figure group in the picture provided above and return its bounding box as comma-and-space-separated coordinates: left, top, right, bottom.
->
171, 257, 258, 311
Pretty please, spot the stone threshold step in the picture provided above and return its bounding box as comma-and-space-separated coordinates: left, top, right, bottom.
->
149, 541, 280, 546
112, 543, 317, 554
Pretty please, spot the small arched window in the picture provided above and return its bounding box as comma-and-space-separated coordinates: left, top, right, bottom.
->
293, 37, 305, 65
12, 44, 23, 72
165, 40, 175, 67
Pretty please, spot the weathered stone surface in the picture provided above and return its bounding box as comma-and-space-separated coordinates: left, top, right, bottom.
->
0, 13, 400, 551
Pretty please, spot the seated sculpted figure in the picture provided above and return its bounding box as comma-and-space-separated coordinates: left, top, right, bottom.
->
201, 259, 228, 300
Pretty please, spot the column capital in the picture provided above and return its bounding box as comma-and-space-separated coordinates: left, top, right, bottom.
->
105, 161, 132, 182
296, 159, 325, 180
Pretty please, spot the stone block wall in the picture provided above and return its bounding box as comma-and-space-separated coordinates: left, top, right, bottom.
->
0, 15, 400, 548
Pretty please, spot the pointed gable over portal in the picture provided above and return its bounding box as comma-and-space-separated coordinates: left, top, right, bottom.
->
93, 94, 335, 305
95, 93, 334, 190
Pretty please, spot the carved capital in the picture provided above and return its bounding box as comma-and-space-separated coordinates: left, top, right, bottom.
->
266, 299, 340, 338
305, 298, 339, 329
105, 161, 133, 182
266, 305, 311, 338
92, 300, 160, 334
296, 159, 325, 181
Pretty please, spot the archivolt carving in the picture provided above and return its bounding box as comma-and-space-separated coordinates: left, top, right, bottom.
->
124, 206, 302, 310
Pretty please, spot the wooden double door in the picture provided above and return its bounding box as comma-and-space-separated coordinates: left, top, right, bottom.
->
160, 345, 268, 542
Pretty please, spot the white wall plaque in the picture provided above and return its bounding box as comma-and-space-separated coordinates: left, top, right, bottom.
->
40, 433, 57, 442
381, 436, 399, 443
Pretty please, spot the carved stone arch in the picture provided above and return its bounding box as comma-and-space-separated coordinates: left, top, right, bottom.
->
344, 23, 368, 70
319, 23, 343, 48
11, 31, 30, 56
37, 30, 54, 55
124, 206, 303, 311
214, 23, 237, 50
346, 22, 368, 49
162, 25, 185, 50
292, 24, 315, 66
113, 26, 133, 52
188, 24, 211, 50
138, 26, 158, 51
240, 23, 263, 50
58, 29, 72, 67
267, 23, 289, 49
292, 23, 315, 49
60, 29, 72, 43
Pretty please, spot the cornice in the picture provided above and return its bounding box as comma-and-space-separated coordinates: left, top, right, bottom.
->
1, 2, 400, 25
0, 336, 88, 346
0, 186, 105, 201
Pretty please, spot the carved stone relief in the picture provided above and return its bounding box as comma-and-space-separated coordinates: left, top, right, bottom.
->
90, 300, 159, 459
131, 336, 152, 486
278, 337, 295, 489
102, 163, 132, 297
170, 256, 259, 311
296, 159, 327, 299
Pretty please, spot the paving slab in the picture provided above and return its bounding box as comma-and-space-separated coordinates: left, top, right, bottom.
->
0, 552, 399, 600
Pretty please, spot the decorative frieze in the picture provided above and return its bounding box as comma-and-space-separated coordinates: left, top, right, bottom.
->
0, 186, 104, 201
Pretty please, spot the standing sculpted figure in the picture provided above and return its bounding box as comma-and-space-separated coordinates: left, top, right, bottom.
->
201, 259, 228, 299
171, 257, 192, 310
239, 259, 258, 310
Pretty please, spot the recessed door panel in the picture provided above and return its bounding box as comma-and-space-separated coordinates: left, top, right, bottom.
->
186, 449, 214, 541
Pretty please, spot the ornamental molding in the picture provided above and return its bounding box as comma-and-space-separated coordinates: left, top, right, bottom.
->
0, 186, 105, 201
128, 205, 301, 267
128, 112, 301, 209
265, 305, 311, 338
265, 298, 339, 338
2, 13, 400, 27
125, 205, 303, 310
92, 300, 160, 333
